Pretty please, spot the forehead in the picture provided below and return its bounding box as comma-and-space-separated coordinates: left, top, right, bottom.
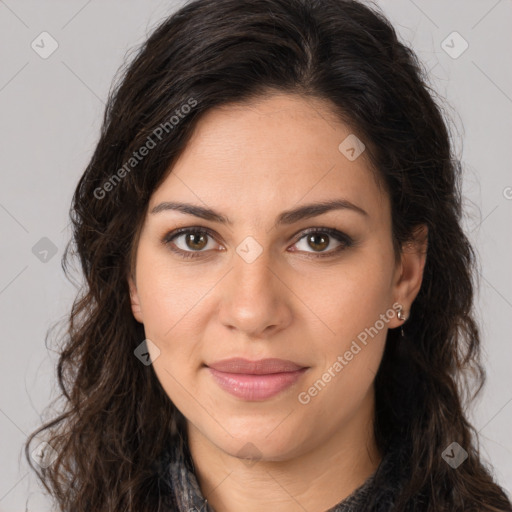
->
149, 93, 388, 225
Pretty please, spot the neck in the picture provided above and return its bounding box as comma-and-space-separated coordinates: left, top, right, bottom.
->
187, 388, 381, 512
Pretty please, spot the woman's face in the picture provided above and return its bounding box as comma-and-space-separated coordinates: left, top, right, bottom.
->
129, 93, 425, 462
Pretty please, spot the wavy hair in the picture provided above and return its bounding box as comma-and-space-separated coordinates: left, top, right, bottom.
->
25, 0, 512, 510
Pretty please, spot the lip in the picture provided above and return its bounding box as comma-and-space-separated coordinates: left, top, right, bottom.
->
207, 357, 305, 374
206, 358, 309, 400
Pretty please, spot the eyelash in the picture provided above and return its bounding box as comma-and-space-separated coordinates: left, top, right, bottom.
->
161, 226, 355, 260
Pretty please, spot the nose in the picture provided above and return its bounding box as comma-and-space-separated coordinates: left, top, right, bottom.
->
217, 246, 293, 338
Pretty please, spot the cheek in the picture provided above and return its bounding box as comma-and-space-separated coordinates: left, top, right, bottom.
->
136, 264, 204, 405
134, 246, 211, 381
135, 247, 202, 339
298, 283, 389, 417
296, 256, 393, 347
294, 256, 393, 409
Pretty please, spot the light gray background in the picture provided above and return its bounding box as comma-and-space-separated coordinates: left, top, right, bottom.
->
1, 0, 511, 509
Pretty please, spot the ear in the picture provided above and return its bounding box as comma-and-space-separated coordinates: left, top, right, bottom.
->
128, 275, 144, 323
389, 224, 428, 329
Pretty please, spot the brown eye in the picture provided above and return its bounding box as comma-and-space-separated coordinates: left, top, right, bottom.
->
306, 233, 329, 252
163, 228, 219, 259
291, 228, 354, 257
183, 231, 208, 251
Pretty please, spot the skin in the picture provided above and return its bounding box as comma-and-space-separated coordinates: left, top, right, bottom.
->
128, 92, 428, 512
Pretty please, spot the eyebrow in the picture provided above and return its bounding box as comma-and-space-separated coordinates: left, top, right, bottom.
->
150, 199, 368, 226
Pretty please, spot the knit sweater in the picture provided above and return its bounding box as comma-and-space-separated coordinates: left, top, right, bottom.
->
154, 430, 398, 512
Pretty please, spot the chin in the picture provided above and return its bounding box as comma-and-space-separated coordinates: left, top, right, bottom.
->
212, 426, 304, 463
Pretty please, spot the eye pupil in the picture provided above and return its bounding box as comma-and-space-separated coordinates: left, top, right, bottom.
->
186, 232, 208, 250
308, 233, 329, 251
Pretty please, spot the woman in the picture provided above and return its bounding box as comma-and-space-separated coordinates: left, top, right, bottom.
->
25, 0, 512, 510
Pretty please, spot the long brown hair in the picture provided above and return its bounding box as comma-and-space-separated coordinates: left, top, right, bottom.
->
24, 0, 512, 510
